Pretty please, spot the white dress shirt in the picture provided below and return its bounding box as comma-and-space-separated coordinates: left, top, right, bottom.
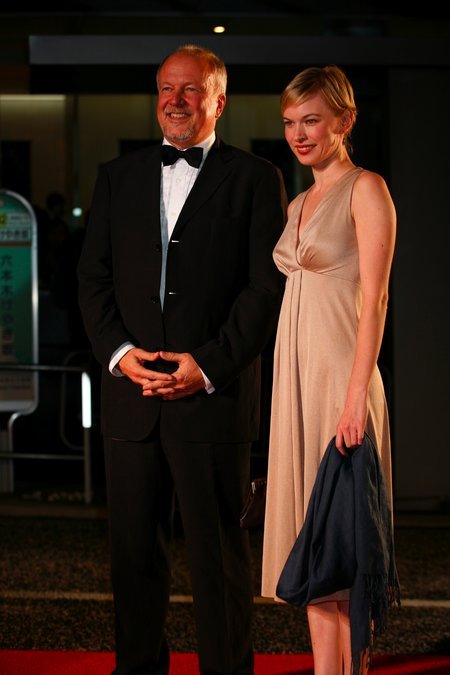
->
109, 133, 216, 393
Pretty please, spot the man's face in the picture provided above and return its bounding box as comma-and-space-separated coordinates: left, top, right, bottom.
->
157, 53, 226, 149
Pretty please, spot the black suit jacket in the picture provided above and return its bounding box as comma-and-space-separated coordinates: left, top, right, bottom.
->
77, 138, 287, 442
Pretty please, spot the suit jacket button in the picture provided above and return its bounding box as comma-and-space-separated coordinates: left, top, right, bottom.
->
151, 296, 160, 303
155, 244, 162, 253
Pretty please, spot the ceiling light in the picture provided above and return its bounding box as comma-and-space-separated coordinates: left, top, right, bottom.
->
213, 26, 226, 34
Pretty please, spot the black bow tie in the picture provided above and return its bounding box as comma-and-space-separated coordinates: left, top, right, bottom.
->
161, 145, 203, 168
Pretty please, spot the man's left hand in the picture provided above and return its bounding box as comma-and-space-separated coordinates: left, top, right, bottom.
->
142, 351, 206, 400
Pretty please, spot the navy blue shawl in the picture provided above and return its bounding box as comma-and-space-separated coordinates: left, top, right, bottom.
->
276, 434, 400, 673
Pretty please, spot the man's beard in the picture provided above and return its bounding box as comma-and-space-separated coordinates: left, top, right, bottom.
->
163, 123, 195, 144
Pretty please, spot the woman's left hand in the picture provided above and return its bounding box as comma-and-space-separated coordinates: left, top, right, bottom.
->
335, 393, 367, 455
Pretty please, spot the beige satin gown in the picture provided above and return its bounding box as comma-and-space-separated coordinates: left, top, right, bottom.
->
261, 167, 393, 600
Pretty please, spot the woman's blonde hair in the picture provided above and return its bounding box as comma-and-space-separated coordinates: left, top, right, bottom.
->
281, 65, 357, 151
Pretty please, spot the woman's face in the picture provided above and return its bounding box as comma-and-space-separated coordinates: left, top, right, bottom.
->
282, 91, 347, 168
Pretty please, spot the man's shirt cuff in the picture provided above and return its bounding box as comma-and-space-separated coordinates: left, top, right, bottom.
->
201, 369, 215, 394
109, 342, 135, 376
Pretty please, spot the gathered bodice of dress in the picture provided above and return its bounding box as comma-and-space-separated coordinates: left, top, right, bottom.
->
274, 167, 364, 283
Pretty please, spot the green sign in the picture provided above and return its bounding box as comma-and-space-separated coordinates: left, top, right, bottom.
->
0, 190, 38, 412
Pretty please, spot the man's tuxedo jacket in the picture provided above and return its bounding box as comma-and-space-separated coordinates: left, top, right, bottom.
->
78, 138, 287, 443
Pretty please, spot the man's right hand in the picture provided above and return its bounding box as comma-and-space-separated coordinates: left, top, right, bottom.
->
118, 348, 176, 394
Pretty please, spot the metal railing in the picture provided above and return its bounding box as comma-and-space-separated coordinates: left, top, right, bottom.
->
0, 363, 92, 504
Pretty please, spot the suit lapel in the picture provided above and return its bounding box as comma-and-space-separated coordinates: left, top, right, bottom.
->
170, 140, 235, 240
134, 144, 162, 245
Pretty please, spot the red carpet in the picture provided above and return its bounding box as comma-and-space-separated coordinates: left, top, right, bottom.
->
1, 651, 450, 674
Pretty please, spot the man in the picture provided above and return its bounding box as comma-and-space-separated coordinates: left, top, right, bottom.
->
78, 44, 287, 675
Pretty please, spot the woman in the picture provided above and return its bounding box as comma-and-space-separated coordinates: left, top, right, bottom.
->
261, 65, 396, 674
